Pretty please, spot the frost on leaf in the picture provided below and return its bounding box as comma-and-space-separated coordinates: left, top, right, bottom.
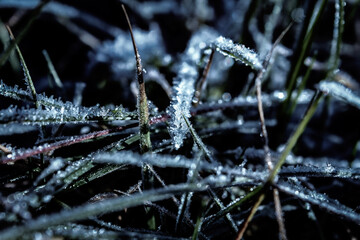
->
93, 24, 169, 79
318, 80, 360, 110
167, 27, 218, 149
212, 36, 263, 71
0, 81, 32, 101
0, 81, 136, 124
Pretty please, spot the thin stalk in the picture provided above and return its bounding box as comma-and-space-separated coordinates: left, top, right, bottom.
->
290, 54, 317, 114
235, 91, 322, 239
0, 0, 50, 67
6, 25, 39, 109
273, 188, 287, 240
240, 22, 293, 240
327, 0, 345, 77
192, 216, 203, 240
269, 91, 323, 182
1, 122, 138, 164
193, 48, 215, 107
236, 193, 265, 240
42, 49, 63, 88
209, 189, 238, 233
122, 4, 152, 154
283, 0, 328, 115
203, 184, 264, 228
183, 114, 214, 162
122, 4, 153, 199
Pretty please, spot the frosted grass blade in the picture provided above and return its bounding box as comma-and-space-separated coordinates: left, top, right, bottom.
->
318, 80, 360, 109
213, 36, 263, 70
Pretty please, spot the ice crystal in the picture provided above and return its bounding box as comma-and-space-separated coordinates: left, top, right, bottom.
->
167, 27, 218, 149
212, 36, 263, 70
93, 24, 169, 79
318, 80, 360, 109
0, 84, 136, 125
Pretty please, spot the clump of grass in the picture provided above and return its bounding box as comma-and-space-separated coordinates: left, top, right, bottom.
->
0, 1, 360, 240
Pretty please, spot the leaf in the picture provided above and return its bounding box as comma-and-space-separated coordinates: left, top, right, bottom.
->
212, 36, 263, 70
167, 27, 218, 149
277, 181, 360, 224
318, 80, 360, 109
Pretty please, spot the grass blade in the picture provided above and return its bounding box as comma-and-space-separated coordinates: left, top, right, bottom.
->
213, 36, 263, 70
283, 0, 328, 115
42, 49, 63, 88
0, 0, 50, 67
318, 80, 360, 109
122, 4, 152, 153
327, 0, 345, 76
6, 25, 39, 109
269, 91, 323, 182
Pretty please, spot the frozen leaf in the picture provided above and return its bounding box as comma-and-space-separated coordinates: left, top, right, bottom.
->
0, 183, 208, 240
280, 165, 360, 180
0, 104, 135, 125
0, 81, 32, 101
167, 27, 218, 149
212, 36, 263, 70
318, 80, 360, 109
93, 150, 217, 170
93, 23, 169, 79
278, 181, 360, 224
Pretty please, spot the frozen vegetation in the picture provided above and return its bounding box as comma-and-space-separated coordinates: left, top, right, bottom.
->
0, 0, 360, 239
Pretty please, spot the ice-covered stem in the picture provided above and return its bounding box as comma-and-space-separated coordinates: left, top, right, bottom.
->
122, 5, 152, 154
6, 25, 39, 109
193, 48, 215, 107
1, 122, 138, 164
327, 0, 345, 77
213, 36, 263, 71
0, 0, 50, 68
238, 22, 293, 240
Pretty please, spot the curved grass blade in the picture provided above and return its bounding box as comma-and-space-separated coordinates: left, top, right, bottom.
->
122, 4, 152, 154
277, 181, 360, 224
42, 49, 63, 88
318, 80, 360, 110
283, 0, 329, 115
0, 183, 207, 240
6, 25, 39, 108
0, 0, 50, 67
212, 36, 263, 71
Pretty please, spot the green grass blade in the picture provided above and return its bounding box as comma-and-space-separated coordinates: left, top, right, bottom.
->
6, 26, 39, 109
283, 0, 328, 115
269, 91, 323, 182
0, 0, 50, 67
122, 4, 152, 154
42, 49, 63, 88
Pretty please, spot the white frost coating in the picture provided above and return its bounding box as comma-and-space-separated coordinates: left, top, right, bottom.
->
318, 81, 360, 109
167, 27, 218, 149
94, 150, 220, 170
33, 158, 65, 186
213, 36, 263, 70
94, 24, 169, 78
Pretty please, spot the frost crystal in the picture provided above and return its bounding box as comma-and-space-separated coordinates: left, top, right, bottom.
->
213, 36, 263, 70
318, 81, 360, 109
167, 27, 218, 149
0, 82, 136, 125
93, 24, 169, 79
